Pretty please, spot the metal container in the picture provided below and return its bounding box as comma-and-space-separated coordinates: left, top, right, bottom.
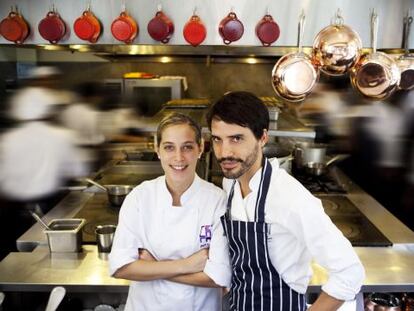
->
45, 219, 86, 253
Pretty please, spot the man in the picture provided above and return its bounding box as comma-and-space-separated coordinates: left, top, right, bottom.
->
206, 91, 365, 311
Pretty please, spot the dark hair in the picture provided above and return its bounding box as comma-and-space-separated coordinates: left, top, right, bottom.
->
156, 112, 202, 147
206, 91, 269, 139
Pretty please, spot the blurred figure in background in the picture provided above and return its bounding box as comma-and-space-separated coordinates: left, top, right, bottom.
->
0, 86, 90, 259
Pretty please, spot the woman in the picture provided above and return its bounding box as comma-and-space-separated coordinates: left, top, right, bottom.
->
109, 113, 231, 311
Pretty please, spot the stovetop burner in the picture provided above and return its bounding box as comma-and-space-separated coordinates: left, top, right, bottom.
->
295, 173, 347, 194
317, 195, 392, 247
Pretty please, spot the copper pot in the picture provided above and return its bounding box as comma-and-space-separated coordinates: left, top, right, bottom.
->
111, 10, 138, 44
219, 12, 244, 45
396, 13, 414, 90
183, 14, 206, 47
0, 7, 29, 44
256, 14, 280, 47
38, 9, 66, 44
147, 10, 174, 44
73, 8, 101, 43
271, 12, 319, 102
350, 11, 400, 100
312, 10, 362, 76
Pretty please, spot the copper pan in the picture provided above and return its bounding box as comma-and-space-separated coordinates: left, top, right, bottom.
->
312, 9, 362, 76
350, 10, 400, 100
271, 12, 319, 102
396, 12, 414, 90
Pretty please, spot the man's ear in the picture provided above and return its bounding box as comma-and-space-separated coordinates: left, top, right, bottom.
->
260, 129, 269, 147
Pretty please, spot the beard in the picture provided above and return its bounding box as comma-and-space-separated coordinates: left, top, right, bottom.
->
218, 143, 260, 179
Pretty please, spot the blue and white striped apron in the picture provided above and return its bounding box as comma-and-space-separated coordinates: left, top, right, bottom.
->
221, 159, 306, 311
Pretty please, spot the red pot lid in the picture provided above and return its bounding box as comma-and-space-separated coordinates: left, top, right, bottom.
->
221, 19, 244, 42
111, 18, 133, 42
38, 17, 65, 42
147, 17, 170, 41
0, 18, 23, 42
74, 17, 94, 40
256, 20, 280, 45
183, 18, 206, 47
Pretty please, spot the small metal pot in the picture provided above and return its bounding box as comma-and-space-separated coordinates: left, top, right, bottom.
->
293, 142, 328, 169
304, 154, 346, 176
365, 293, 402, 311
105, 185, 133, 207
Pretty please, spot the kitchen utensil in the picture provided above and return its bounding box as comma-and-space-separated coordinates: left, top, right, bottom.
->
312, 9, 362, 76
111, 10, 138, 44
95, 225, 116, 253
256, 14, 280, 46
304, 154, 347, 176
45, 286, 66, 311
219, 11, 244, 45
73, 7, 101, 43
85, 178, 133, 206
45, 219, 85, 252
0, 7, 29, 44
263, 143, 293, 172
183, 13, 206, 47
365, 293, 402, 311
293, 142, 327, 169
147, 9, 174, 43
30, 210, 52, 230
271, 12, 319, 102
350, 10, 400, 100
396, 12, 414, 90
38, 9, 66, 44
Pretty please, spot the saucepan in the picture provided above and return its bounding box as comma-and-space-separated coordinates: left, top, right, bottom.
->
271, 12, 319, 102
304, 154, 347, 176
350, 10, 400, 100
312, 9, 362, 76
365, 293, 402, 311
396, 12, 414, 90
85, 178, 133, 207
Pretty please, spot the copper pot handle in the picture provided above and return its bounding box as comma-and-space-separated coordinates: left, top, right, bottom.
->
297, 11, 305, 52
370, 9, 378, 53
403, 13, 413, 56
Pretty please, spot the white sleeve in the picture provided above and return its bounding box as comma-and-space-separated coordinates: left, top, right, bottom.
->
204, 192, 232, 288
108, 189, 144, 276
291, 197, 365, 301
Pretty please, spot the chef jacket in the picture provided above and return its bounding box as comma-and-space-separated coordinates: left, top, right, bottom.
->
221, 158, 365, 301
109, 175, 232, 311
0, 121, 89, 201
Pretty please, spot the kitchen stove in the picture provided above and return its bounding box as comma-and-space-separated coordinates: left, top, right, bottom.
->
295, 173, 347, 194
316, 195, 392, 247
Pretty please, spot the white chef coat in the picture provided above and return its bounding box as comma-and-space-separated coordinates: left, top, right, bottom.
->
221, 158, 365, 301
109, 174, 232, 311
0, 121, 89, 201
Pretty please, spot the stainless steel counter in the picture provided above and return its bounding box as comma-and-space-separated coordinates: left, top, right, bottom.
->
4, 167, 414, 293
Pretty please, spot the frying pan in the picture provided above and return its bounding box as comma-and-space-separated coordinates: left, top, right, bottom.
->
147, 10, 174, 44
111, 10, 138, 44
256, 14, 280, 47
350, 11, 400, 100
86, 178, 133, 207
271, 12, 319, 102
0, 7, 29, 44
312, 9, 362, 76
38, 10, 66, 44
396, 13, 414, 90
73, 8, 101, 43
183, 13, 206, 47
219, 12, 244, 45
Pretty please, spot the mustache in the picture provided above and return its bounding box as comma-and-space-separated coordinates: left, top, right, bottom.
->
218, 157, 243, 163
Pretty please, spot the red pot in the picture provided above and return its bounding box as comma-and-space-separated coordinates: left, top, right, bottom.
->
111, 11, 138, 44
0, 10, 29, 44
73, 10, 101, 43
256, 14, 280, 46
183, 15, 206, 47
38, 11, 66, 44
219, 12, 244, 45
147, 11, 174, 44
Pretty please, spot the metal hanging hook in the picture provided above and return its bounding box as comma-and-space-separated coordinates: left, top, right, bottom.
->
193, 6, 197, 16
332, 8, 344, 26
157, 3, 162, 12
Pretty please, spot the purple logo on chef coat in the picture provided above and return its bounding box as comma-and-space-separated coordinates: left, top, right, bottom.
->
199, 225, 212, 248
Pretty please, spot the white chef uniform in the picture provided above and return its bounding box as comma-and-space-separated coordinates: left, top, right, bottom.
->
221, 158, 365, 302
109, 174, 232, 311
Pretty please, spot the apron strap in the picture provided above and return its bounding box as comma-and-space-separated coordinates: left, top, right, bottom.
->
225, 157, 272, 223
